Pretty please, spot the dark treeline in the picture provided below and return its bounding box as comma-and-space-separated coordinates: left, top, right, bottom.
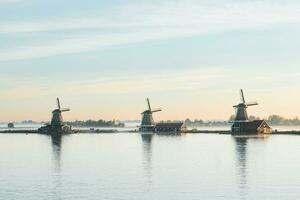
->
160, 119, 228, 126
15, 115, 300, 127
235, 115, 300, 126
19, 119, 125, 127
65, 120, 125, 127
183, 119, 229, 126
263, 115, 300, 126
21, 120, 45, 124
185, 115, 300, 126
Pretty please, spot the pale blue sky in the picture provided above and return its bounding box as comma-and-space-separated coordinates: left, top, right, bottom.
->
1, 0, 300, 121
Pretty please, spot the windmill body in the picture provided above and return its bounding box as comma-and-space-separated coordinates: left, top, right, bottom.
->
141, 111, 155, 127
51, 109, 64, 126
140, 98, 161, 132
39, 98, 72, 135
234, 104, 249, 121
233, 90, 258, 122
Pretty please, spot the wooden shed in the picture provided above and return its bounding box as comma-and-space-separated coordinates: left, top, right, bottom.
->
154, 122, 187, 133
231, 120, 272, 135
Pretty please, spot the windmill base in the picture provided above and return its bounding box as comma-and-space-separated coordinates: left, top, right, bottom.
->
38, 124, 72, 135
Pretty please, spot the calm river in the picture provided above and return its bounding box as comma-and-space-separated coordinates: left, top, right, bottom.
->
0, 133, 300, 199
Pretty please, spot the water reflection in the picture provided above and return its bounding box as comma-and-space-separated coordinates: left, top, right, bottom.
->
50, 134, 63, 200
141, 134, 153, 186
234, 138, 248, 183
233, 136, 249, 200
233, 135, 270, 200
51, 134, 62, 173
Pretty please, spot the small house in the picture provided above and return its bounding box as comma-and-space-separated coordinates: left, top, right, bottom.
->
154, 122, 187, 133
231, 120, 272, 135
8, 122, 14, 128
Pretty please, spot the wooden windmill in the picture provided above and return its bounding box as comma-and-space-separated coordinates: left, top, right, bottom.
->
50, 98, 70, 126
233, 89, 258, 121
140, 98, 161, 131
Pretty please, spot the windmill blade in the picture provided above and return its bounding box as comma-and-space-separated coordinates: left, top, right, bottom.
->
233, 105, 239, 108
240, 89, 245, 103
246, 101, 258, 106
151, 108, 162, 113
60, 108, 70, 112
56, 98, 61, 109
146, 98, 151, 111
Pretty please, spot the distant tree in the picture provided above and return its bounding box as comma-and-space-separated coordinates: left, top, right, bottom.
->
185, 118, 192, 125
249, 115, 260, 121
229, 115, 235, 121
267, 115, 285, 125
66, 119, 125, 127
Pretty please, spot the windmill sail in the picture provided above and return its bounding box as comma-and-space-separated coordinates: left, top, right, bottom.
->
246, 101, 258, 107
57, 98, 61, 110
240, 89, 245, 104
147, 98, 151, 111
60, 108, 70, 112
151, 108, 162, 113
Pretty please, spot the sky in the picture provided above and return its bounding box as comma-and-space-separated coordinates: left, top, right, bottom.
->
1, 0, 300, 122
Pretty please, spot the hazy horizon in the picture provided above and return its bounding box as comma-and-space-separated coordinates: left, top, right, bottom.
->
1, 0, 300, 121
2, 112, 300, 123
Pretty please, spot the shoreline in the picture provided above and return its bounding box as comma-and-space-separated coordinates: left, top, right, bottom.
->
1, 129, 300, 135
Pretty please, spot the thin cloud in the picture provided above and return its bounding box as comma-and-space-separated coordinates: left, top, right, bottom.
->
1, 1, 300, 60
62, 68, 228, 95
1, 1, 300, 33
0, 68, 228, 99
0, 0, 19, 3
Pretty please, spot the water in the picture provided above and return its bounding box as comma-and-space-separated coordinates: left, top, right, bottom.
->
1, 133, 300, 200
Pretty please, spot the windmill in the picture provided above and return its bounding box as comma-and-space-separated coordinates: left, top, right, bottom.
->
233, 89, 258, 121
50, 98, 70, 126
140, 98, 161, 131
38, 98, 72, 134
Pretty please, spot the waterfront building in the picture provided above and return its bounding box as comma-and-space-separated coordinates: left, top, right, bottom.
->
154, 122, 187, 133
231, 89, 272, 135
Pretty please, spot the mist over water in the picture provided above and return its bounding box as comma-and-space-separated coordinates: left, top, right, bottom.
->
0, 133, 300, 199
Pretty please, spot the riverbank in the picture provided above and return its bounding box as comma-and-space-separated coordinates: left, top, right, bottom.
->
2, 129, 300, 135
